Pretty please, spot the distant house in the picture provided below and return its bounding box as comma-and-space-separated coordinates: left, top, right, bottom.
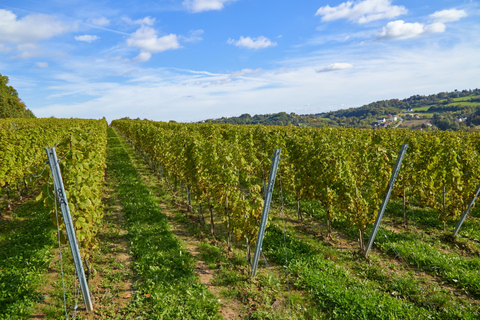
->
377, 118, 386, 123
406, 107, 413, 112
371, 121, 389, 128
389, 116, 397, 121
458, 116, 468, 122
405, 114, 414, 119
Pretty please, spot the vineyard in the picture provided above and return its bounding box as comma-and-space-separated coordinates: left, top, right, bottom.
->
112, 120, 480, 248
1, 118, 480, 319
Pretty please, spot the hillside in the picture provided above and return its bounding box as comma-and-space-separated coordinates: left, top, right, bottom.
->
203, 89, 480, 130
203, 111, 332, 127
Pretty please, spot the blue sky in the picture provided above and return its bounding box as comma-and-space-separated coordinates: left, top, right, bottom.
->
1, 0, 479, 122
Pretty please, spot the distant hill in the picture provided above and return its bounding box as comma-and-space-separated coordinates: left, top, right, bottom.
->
0, 73, 35, 119
203, 111, 332, 127
203, 89, 480, 131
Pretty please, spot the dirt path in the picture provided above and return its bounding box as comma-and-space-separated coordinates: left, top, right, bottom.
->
81, 182, 135, 319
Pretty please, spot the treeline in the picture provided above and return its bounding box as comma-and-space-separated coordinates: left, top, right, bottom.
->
0, 73, 35, 119
199, 89, 480, 130
204, 111, 330, 127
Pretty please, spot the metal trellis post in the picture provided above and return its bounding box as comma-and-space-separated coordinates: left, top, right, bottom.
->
46, 148, 94, 312
251, 148, 281, 277
364, 143, 408, 257
452, 182, 480, 237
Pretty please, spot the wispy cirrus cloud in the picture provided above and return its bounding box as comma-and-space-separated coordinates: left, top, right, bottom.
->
316, 0, 407, 24
228, 36, 277, 49
317, 63, 354, 73
180, 29, 204, 43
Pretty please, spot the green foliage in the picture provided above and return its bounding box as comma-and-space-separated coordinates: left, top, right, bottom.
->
113, 120, 480, 253
1, 118, 108, 262
0, 73, 35, 119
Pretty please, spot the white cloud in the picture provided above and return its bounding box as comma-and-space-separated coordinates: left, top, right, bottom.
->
122, 16, 155, 26
36, 62, 49, 68
374, 8, 467, 41
430, 9, 467, 23
317, 63, 354, 73
376, 20, 445, 40
228, 36, 277, 49
75, 35, 100, 43
127, 26, 181, 61
133, 52, 152, 62
0, 9, 70, 43
425, 22, 446, 34
30, 35, 480, 123
183, 0, 234, 13
91, 17, 110, 27
316, 0, 407, 24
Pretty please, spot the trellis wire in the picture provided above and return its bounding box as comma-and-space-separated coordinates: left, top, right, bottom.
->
51, 180, 68, 319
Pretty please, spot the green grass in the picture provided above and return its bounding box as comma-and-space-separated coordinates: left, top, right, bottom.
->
412, 106, 431, 111
0, 200, 56, 318
376, 233, 480, 297
452, 96, 480, 102
262, 225, 436, 319
446, 102, 480, 107
263, 223, 479, 319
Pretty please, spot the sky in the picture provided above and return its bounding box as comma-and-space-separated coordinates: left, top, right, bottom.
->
0, 0, 479, 122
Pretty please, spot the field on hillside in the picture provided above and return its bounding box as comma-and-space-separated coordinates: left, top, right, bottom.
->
398, 119, 432, 128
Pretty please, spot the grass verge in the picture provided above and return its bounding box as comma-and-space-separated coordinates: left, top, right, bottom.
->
0, 200, 56, 318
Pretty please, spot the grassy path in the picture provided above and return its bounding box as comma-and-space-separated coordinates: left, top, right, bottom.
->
97, 126, 221, 319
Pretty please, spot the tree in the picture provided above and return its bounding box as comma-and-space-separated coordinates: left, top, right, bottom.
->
0, 73, 35, 118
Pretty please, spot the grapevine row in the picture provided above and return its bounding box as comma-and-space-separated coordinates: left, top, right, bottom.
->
0, 118, 108, 262
112, 120, 480, 250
